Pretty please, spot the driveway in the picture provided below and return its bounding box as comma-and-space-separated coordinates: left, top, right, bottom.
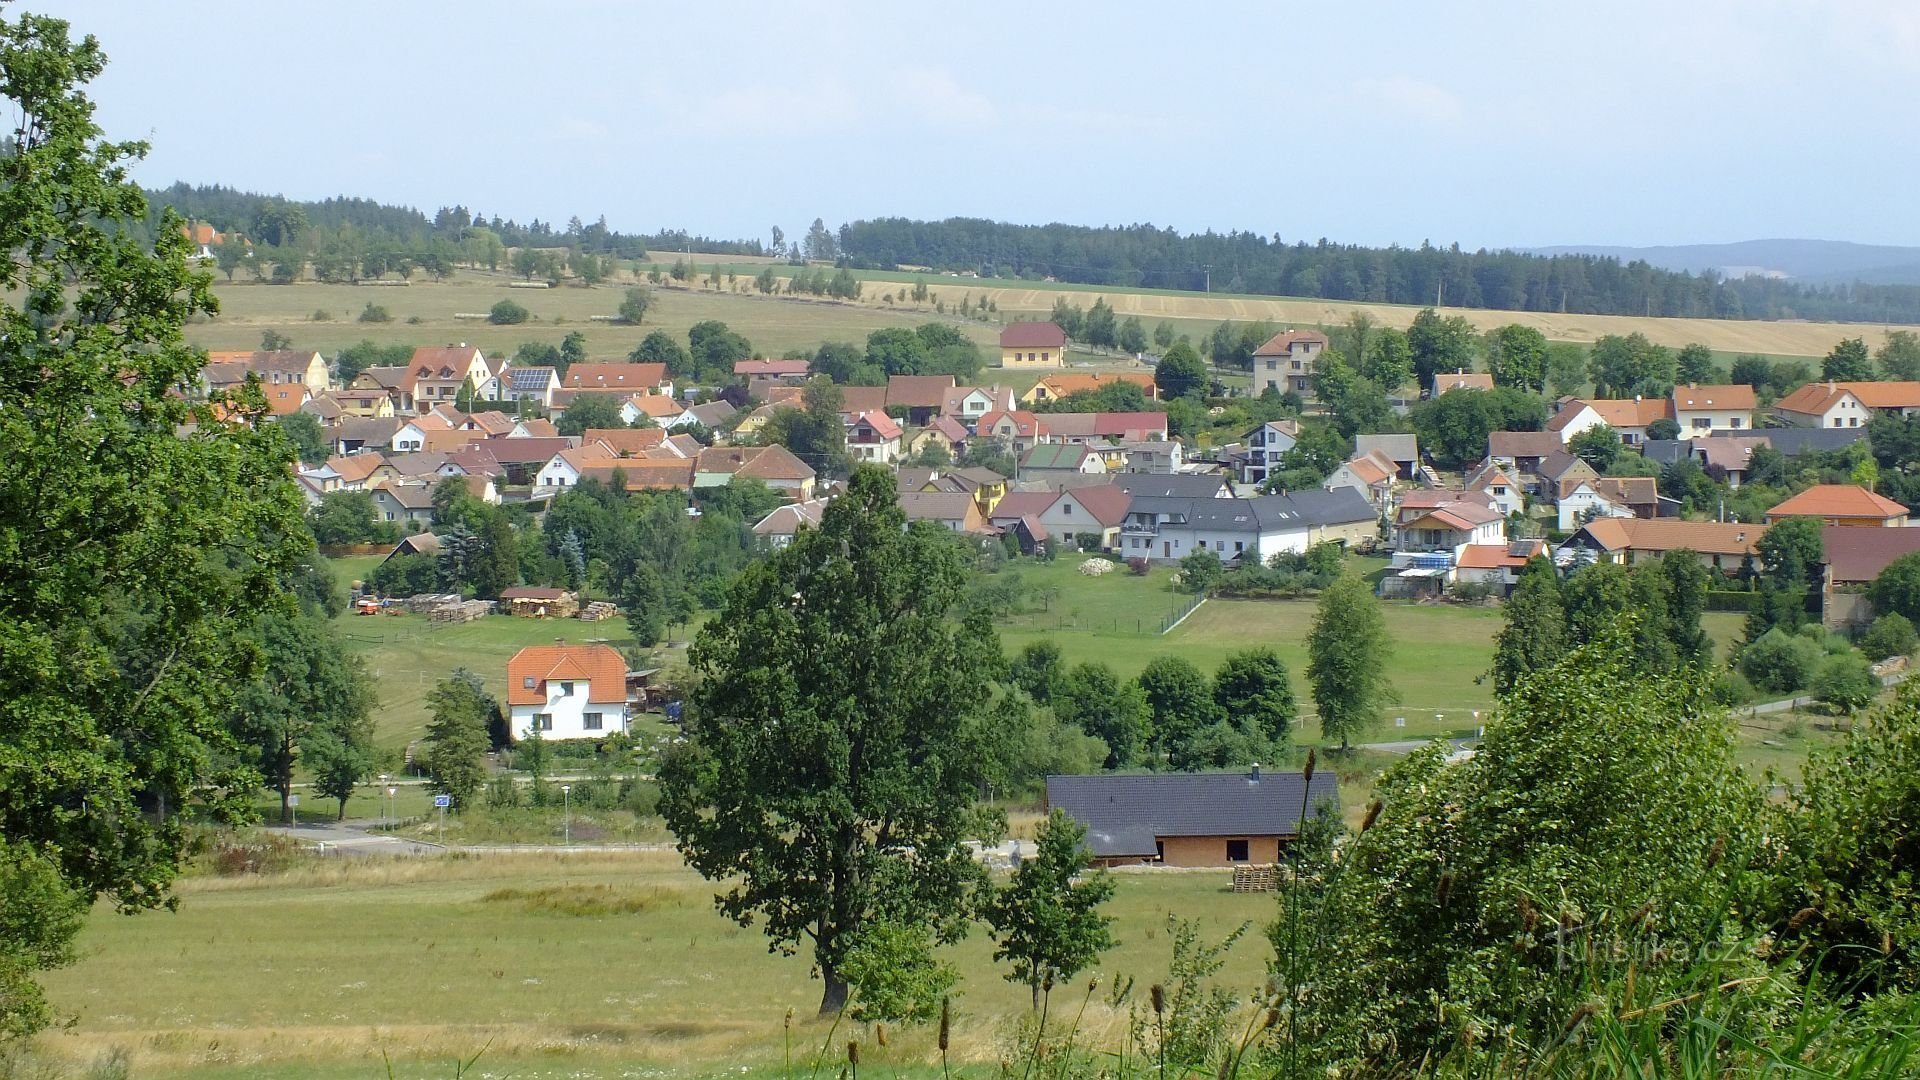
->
263, 819, 446, 857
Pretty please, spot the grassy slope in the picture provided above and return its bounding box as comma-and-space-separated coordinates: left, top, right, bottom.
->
42, 854, 1272, 1079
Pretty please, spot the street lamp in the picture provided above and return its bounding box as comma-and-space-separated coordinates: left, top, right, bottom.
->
377, 774, 389, 827
561, 784, 572, 846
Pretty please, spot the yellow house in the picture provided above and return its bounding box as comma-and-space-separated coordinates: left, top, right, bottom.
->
999, 321, 1067, 369
1021, 371, 1159, 406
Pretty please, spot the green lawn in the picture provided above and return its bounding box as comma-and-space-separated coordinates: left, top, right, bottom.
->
40, 852, 1275, 1079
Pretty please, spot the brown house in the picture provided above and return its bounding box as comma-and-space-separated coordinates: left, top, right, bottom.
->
1045, 768, 1339, 868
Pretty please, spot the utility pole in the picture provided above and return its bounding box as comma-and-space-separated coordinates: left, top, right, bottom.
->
1202, 265, 1212, 293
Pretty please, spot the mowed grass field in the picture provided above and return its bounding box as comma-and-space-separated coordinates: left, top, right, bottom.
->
39, 852, 1275, 1079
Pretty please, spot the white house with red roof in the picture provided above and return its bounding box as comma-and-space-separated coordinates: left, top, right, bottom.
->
847, 410, 903, 464
506, 643, 631, 741
408, 345, 492, 406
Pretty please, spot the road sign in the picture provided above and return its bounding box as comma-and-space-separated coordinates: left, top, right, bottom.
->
433, 794, 451, 808
288, 794, 299, 807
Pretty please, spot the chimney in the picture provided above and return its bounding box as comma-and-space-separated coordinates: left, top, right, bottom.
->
1249, 763, 1261, 782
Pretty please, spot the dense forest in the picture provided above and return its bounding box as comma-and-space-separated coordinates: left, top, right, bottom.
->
836, 217, 1920, 324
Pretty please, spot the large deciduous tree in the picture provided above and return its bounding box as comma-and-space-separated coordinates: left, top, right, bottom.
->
1406, 308, 1477, 389
231, 613, 376, 824
1482, 324, 1549, 392
0, 12, 308, 1035
424, 669, 494, 810
1306, 576, 1396, 750
1154, 341, 1209, 400
659, 466, 999, 1015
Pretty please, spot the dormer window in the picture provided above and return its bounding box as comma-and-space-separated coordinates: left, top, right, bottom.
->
560, 681, 575, 696
522, 676, 536, 690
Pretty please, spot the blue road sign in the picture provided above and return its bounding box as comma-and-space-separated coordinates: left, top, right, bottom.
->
433, 794, 452, 808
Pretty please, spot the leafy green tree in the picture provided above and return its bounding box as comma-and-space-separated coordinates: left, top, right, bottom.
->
1409, 386, 1548, 467
1646, 416, 1681, 441
1543, 342, 1588, 397
1660, 550, 1713, 667
1211, 648, 1296, 745
336, 339, 413, 382
424, 669, 493, 809
306, 706, 378, 820
1155, 341, 1209, 400
1823, 337, 1874, 382
811, 340, 878, 385
1009, 640, 1068, 704
1738, 628, 1825, 694
1568, 423, 1621, 472
1675, 342, 1717, 383
1859, 612, 1918, 661
1138, 656, 1218, 765
1118, 315, 1148, 355
865, 326, 929, 375
1312, 348, 1396, 439
1406, 308, 1477, 389
1490, 556, 1566, 694
759, 379, 850, 477
488, 298, 530, 325
915, 322, 982, 379
0, 14, 314, 1033
1306, 575, 1395, 750
1758, 515, 1824, 583
1362, 327, 1415, 391
1083, 297, 1118, 348
1482, 324, 1548, 391
1878, 330, 1920, 381
470, 510, 520, 599
659, 467, 997, 1015
1869, 550, 1920, 624
1153, 321, 1176, 350
984, 808, 1117, 1008
959, 435, 1016, 478
630, 328, 692, 374
277, 409, 330, 465
231, 613, 375, 823
556, 392, 626, 436
1178, 547, 1224, 593
1056, 662, 1152, 769
1587, 333, 1675, 398
687, 319, 753, 382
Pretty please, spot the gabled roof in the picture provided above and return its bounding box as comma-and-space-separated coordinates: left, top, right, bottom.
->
466, 410, 517, 436
371, 482, 435, 510
1283, 486, 1377, 526
1113, 474, 1229, 499
753, 499, 829, 536
1399, 488, 1495, 513
1433, 371, 1494, 393
507, 366, 559, 392
333, 417, 402, 448
410, 345, 485, 370
300, 394, 345, 421
735, 444, 816, 482
1591, 476, 1658, 507
1765, 427, 1866, 457
898, 491, 980, 523
1337, 450, 1395, 487
1022, 443, 1100, 469
986, 491, 1059, 521
1692, 436, 1769, 474
943, 384, 1016, 416
485, 436, 579, 464
358, 365, 417, 393
1047, 771, 1339, 857
1055, 483, 1134, 526
626, 393, 686, 420
1574, 517, 1766, 557
1253, 329, 1329, 356
921, 415, 971, 442
837, 386, 889, 415
849, 410, 902, 441
1404, 502, 1502, 531
584, 427, 669, 457
686, 400, 737, 427
1487, 430, 1562, 460
561, 362, 669, 389
1824, 526, 1920, 584
946, 466, 1006, 489
1538, 451, 1596, 482
999, 321, 1066, 348
1584, 398, 1672, 429
1029, 371, 1157, 400
734, 358, 811, 377
885, 374, 958, 408
506, 644, 626, 706
1765, 484, 1908, 521
576, 459, 696, 491
665, 433, 703, 458
512, 418, 560, 438
1671, 383, 1756, 411
1776, 380, 1920, 415
978, 409, 1043, 438
1456, 540, 1547, 569
327, 453, 387, 484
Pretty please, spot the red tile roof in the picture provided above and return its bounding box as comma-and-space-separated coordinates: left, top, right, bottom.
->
886, 374, 958, 408
1765, 484, 1908, 522
999, 321, 1067, 348
506, 644, 626, 706
1776, 381, 1920, 416
562, 362, 669, 390
1824, 526, 1920, 583
1253, 329, 1328, 356
1671, 383, 1756, 411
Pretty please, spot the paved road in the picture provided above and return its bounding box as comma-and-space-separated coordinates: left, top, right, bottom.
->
1354, 736, 1478, 755
263, 819, 446, 856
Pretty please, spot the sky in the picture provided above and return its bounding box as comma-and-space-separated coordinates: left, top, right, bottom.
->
34, 0, 1920, 249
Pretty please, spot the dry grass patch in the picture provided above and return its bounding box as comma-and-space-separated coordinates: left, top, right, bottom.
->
479, 883, 689, 916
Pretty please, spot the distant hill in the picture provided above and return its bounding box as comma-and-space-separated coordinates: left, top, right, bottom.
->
1527, 239, 1920, 286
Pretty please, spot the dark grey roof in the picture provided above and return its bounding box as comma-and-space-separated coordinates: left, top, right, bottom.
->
1764, 427, 1865, 457
1113, 473, 1228, 500
1283, 487, 1376, 527
1354, 433, 1418, 463
1046, 771, 1340, 857
1126, 495, 1309, 533
1640, 439, 1690, 466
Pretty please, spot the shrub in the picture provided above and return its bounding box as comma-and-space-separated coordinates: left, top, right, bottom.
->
1859, 612, 1918, 661
840, 921, 955, 1024
489, 299, 530, 325
357, 302, 391, 323
1126, 557, 1151, 576
1076, 533, 1104, 554
310, 308, 331, 321
1738, 628, 1826, 695
1811, 651, 1878, 714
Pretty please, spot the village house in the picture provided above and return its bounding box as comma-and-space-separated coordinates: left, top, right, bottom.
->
485, 437, 581, 485
504, 366, 561, 408
1322, 449, 1397, 510
846, 410, 903, 465
1107, 440, 1186, 473
915, 466, 1009, 516
1020, 371, 1159, 407
1252, 329, 1326, 397
573, 458, 697, 493
898, 490, 993, 533
1486, 430, 1562, 485
1765, 484, 1910, 527
1774, 381, 1920, 428
1670, 383, 1756, 437
203, 349, 332, 397
1560, 517, 1766, 573
1464, 460, 1525, 517
986, 484, 1132, 551
734, 358, 812, 382
561, 361, 673, 398
330, 387, 396, 419
1431, 370, 1495, 395
942, 384, 1018, 425
535, 445, 616, 491
1237, 419, 1301, 485
692, 445, 817, 499
368, 482, 436, 527
1354, 434, 1420, 481
1113, 473, 1233, 500
407, 345, 492, 406
1689, 435, 1771, 488
671, 399, 737, 431
505, 642, 630, 741
1555, 476, 1640, 531
1393, 492, 1505, 552
998, 321, 1068, 369
906, 415, 971, 460
1020, 442, 1108, 481
885, 375, 958, 426
1041, 412, 1172, 446
1120, 494, 1319, 563
1453, 540, 1550, 592
975, 409, 1046, 453
1046, 768, 1339, 868
1547, 396, 1671, 446
751, 498, 830, 548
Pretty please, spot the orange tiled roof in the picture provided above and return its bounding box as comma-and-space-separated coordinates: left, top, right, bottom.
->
1765, 484, 1908, 521
505, 644, 626, 706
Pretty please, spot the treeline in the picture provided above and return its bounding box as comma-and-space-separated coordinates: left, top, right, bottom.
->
835, 216, 1920, 324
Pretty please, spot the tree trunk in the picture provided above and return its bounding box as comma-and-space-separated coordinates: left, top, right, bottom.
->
818, 968, 849, 1018
280, 783, 292, 825
1031, 980, 1041, 1010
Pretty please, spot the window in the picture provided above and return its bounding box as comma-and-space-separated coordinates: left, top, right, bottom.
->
560, 681, 575, 696
1691, 418, 1712, 430
1155, 840, 1165, 862
1493, 486, 1507, 496
1266, 360, 1277, 371
583, 712, 603, 731
1226, 839, 1250, 862
522, 676, 536, 690
1729, 417, 1743, 429
534, 713, 553, 731
1062, 503, 1072, 515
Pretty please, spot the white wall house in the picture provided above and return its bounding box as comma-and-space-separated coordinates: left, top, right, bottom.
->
506, 644, 629, 741
1670, 384, 1756, 439
1556, 481, 1635, 531
1118, 495, 1313, 564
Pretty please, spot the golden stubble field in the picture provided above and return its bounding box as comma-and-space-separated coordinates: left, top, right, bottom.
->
192, 263, 1891, 364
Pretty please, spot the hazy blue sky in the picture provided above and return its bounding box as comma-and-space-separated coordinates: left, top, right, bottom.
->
38, 0, 1920, 248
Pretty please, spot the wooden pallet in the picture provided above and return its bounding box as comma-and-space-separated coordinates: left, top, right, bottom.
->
1232, 865, 1280, 892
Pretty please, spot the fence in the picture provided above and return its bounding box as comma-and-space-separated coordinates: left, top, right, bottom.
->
1160, 592, 1208, 634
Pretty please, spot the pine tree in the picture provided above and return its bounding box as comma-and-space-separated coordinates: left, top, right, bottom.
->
424, 669, 492, 810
